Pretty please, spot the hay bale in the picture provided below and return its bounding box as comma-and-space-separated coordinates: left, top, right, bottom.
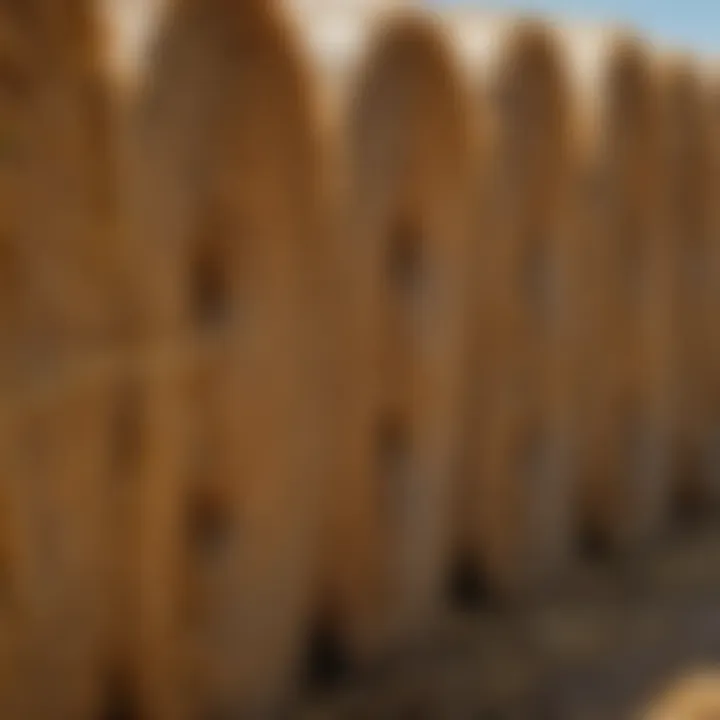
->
0, 2, 122, 715
701, 64, 720, 502
659, 55, 715, 510
561, 26, 671, 551
445, 12, 575, 598
642, 670, 720, 719
291, 4, 474, 660
126, 0, 323, 715
2, 0, 119, 362
0, 360, 119, 718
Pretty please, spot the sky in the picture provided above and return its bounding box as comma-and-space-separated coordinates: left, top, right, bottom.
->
429, 0, 720, 55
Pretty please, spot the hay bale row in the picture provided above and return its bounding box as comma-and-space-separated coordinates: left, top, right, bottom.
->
0, 0, 717, 716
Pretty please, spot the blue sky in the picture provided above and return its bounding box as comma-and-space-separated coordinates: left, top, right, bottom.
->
429, 0, 720, 55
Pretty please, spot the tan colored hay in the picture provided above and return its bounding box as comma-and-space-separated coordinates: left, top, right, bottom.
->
0, 360, 119, 718
0, 6, 35, 372
0, 406, 35, 717
0, 2, 121, 716
658, 55, 715, 510
3, 0, 119, 360
561, 27, 670, 551
99, 0, 170, 95
126, 0, 323, 715
291, 5, 474, 659
641, 670, 720, 719
702, 65, 720, 500
444, 12, 575, 598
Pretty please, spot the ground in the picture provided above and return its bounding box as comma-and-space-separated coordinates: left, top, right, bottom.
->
297, 518, 720, 719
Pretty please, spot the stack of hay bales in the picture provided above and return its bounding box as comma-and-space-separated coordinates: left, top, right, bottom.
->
1, 0, 720, 716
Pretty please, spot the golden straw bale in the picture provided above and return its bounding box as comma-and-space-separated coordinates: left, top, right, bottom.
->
125, 0, 324, 715
446, 11, 575, 598
561, 25, 671, 551
659, 55, 716, 511
291, 3, 475, 659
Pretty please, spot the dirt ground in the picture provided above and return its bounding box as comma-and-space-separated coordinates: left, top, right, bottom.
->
296, 517, 720, 719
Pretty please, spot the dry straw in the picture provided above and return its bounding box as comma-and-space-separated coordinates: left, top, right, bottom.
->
701, 63, 720, 499
2, 369, 117, 718
3, 0, 119, 365
125, 0, 323, 716
290, 2, 474, 662
445, 12, 575, 598
640, 670, 720, 719
560, 26, 671, 552
0, 1, 120, 717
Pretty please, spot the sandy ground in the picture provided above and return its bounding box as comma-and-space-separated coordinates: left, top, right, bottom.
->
296, 515, 720, 719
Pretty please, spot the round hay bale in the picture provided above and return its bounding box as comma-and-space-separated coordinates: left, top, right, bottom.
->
99, 0, 177, 347
0, 2, 122, 716
641, 670, 720, 719
292, 5, 474, 660
445, 12, 575, 599
0, 6, 38, 375
701, 64, 720, 503
4, 0, 119, 364
659, 55, 715, 513
0, 403, 38, 718
561, 26, 670, 552
0, 361, 118, 718
127, 0, 323, 716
